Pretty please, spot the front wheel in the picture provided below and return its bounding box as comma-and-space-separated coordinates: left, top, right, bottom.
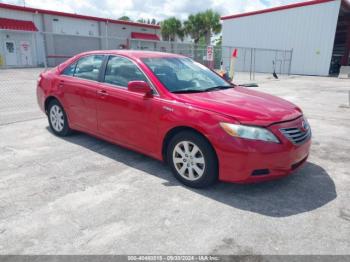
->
48, 99, 72, 136
167, 131, 218, 188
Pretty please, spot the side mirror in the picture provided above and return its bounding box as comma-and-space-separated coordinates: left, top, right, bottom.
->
127, 81, 153, 97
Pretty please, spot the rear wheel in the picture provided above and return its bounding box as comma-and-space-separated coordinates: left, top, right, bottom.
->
48, 99, 72, 136
167, 131, 218, 188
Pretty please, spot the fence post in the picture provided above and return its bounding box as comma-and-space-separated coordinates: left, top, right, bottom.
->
250, 48, 253, 80
40, 32, 47, 68
288, 48, 293, 76
253, 48, 256, 80
243, 48, 247, 72
105, 21, 109, 49
282, 50, 286, 75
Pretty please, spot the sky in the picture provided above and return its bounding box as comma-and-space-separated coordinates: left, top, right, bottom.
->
0, 0, 309, 21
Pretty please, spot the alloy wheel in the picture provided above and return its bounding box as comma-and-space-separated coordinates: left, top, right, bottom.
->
172, 141, 206, 181
49, 105, 64, 132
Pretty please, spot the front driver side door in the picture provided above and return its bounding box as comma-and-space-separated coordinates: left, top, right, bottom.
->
96, 55, 161, 154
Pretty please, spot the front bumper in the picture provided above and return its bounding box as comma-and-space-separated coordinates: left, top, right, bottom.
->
212, 117, 311, 183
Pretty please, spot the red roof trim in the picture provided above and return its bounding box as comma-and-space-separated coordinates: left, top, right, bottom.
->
0, 17, 38, 31
0, 3, 160, 29
221, 0, 337, 20
47, 55, 72, 59
131, 32, 160, 41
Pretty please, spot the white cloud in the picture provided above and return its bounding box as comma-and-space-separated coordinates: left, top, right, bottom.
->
0, 0, 307, 21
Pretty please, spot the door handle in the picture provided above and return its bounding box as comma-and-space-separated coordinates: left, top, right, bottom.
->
58, 80, 64, 88
97, 90, 109, 96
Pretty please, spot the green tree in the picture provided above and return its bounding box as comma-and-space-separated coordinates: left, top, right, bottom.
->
161, 17, 183, 42
184, 10, 222, 45
201, 10, 222, 45
137, 18, 147, 23
118, 16, 131, 21
136, 18, 156, 24
214, 35, 222, 47
184, 14, 204, 44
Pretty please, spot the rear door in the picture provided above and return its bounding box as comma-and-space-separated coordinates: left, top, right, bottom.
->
58, 54, 104, 132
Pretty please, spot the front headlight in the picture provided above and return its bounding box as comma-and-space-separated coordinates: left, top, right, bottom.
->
220, 123, 280, 143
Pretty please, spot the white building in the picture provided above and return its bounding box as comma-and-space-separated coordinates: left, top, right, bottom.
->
221, 0, 350, 76
0, 3, 163, 67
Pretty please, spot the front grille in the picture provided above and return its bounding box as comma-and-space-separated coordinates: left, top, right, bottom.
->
280, 127, 311, 145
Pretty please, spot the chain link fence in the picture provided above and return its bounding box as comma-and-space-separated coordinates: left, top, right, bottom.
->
0, 32, 292, 125
129, 39, 293, 79
220, 46, 293, 80
0, 68, 45, 125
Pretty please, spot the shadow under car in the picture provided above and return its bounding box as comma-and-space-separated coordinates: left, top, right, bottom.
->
49, 127, 337, 218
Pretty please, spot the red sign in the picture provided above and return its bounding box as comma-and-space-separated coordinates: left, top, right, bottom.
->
21, 43, 29, 51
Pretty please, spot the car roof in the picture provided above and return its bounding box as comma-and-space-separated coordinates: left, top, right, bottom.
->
77, 50, 187, 60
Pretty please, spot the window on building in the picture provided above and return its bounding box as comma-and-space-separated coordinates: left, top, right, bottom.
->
74, 55, 104, 81
103, 56, 147, 87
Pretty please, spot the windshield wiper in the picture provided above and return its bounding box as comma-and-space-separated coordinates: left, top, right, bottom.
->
171, 89, 206, 94
202, 85, 233, 92
171, 85, 234, 94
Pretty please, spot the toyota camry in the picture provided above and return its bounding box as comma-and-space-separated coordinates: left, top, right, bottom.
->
37, 50, 311, 188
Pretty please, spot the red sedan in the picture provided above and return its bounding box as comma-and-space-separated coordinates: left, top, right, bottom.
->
37, 50, 311, 188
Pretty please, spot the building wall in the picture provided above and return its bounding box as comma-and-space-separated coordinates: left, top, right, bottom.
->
222, 0, 341, 76
0, 8, 46, 67
0, 6, 161, 67
51, 16, 99, 36
0, 8, 43, 30
41, 14, 101, 66
1, 31, 36, 66
106, 23, 159, 50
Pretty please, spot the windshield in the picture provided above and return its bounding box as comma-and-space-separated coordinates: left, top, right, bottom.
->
142, 57, 233, 93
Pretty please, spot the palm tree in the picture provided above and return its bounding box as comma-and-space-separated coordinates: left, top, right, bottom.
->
160, 17, 183, 42
215, 35, 222, 47
184, 10, 222, 45
137, 18, 147, 23
201, 10, 222, 46
184, 14, 203, 44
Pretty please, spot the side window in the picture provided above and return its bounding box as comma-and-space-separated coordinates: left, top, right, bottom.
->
103, 56, 147, 87
74, 55, 104, 81
62, 62, 76, 76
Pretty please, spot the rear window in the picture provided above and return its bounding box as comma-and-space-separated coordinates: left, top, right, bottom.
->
62, 62, 76, 76
73, 55, 104, 81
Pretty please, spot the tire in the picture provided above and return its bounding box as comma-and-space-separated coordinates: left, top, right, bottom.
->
167, 131, 218, 188
47, 99, 72, 137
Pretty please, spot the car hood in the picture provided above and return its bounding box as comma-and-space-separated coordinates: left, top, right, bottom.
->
175, 86, 302, 126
